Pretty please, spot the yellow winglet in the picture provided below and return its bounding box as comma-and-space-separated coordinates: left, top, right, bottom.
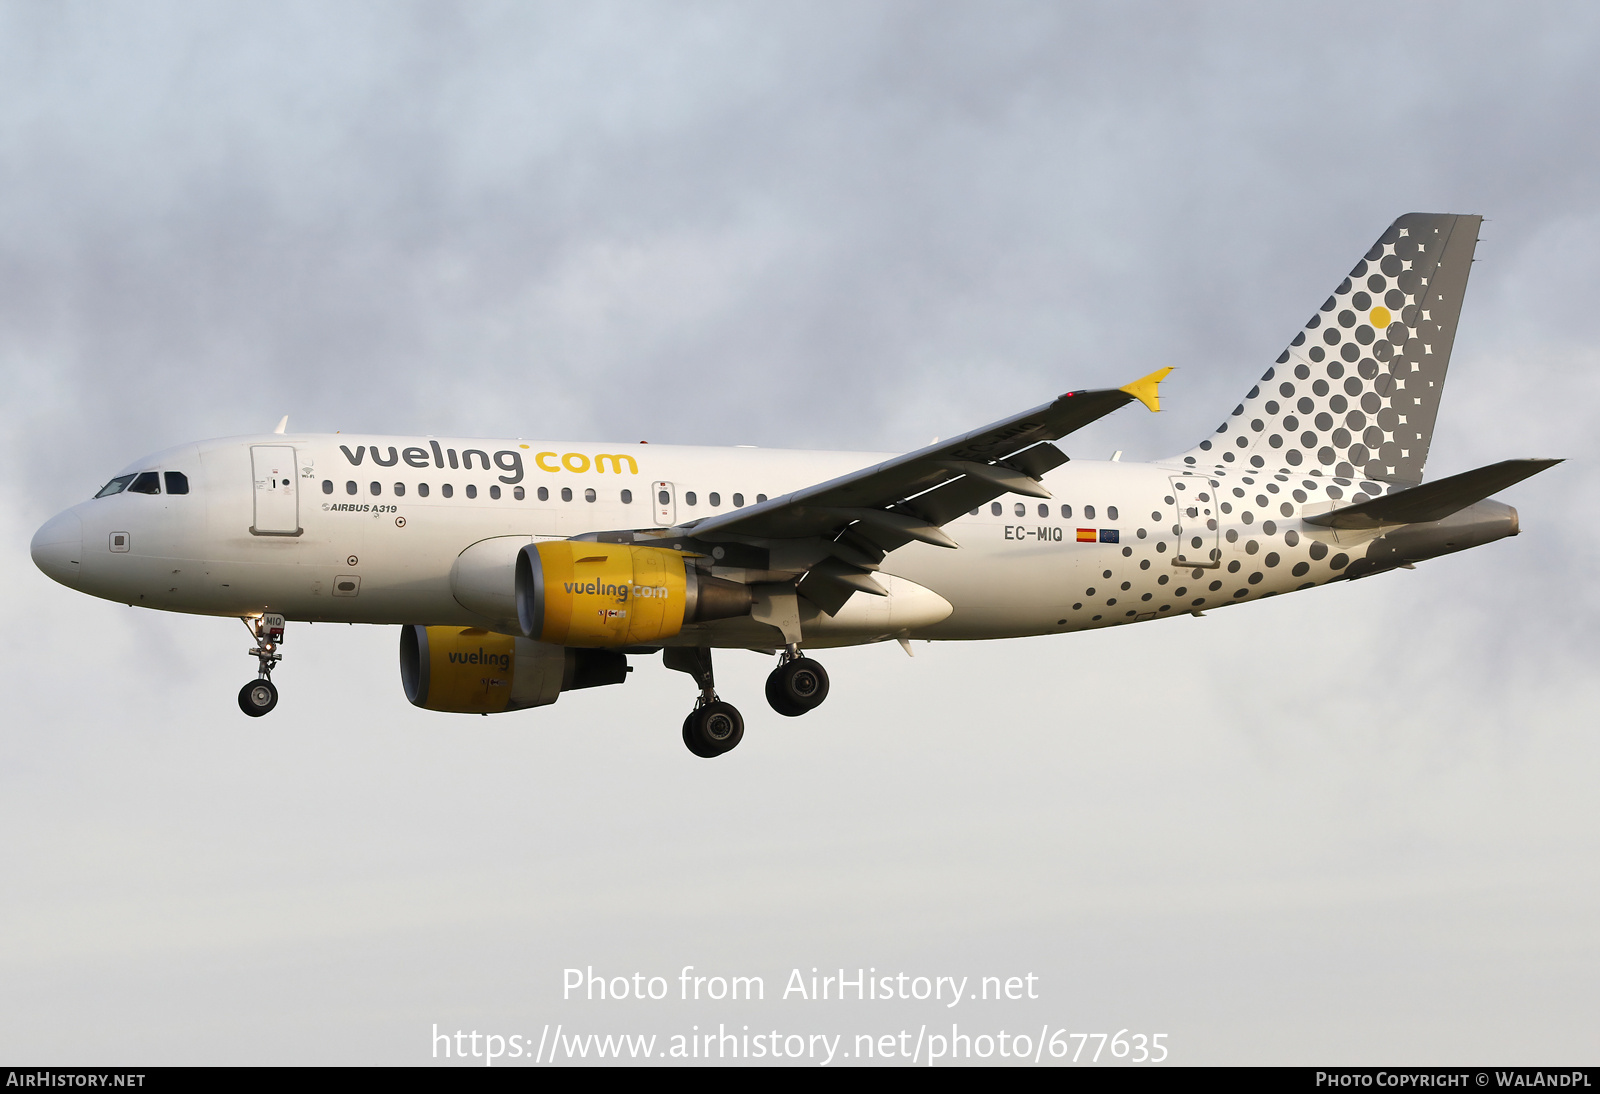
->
1119, 366, 1173, 412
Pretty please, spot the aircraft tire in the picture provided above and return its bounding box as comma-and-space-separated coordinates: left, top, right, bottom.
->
686, 701, 743, 756
765, 671, 804, 717
682, 714, 718, 758
767, 658, 829, 716
238, 679, 278, 717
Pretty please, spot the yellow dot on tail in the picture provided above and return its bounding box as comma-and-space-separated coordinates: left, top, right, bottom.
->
1370, 306, 1392, 328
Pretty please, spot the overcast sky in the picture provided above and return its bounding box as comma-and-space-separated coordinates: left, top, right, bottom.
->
3, 1, 1598, 1066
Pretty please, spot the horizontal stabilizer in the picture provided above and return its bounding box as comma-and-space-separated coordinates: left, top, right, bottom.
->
1303, 458, 1561, 529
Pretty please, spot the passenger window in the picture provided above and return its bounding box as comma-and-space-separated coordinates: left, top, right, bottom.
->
560, 487, 572, 502
990, 502, 1002, 516
1014, 502, 1025, 517
584, 488, 596, 502
756, 494, 767, 503
418, 483, 430, 497
1038, 504, 1048, 518
685, 491, 698, 506
370, 482, 381, 495
128, 471, 161, 495
346, 481, 357, 495
709, 492, 721, 506
1108, 505, 1119, 520
321, 479, 333, 494
395, 483, 406, 496
95, 474, 135, 498
621, 489, 633, 504
442, 484, 453, 498
1060, 504, 1072, 518
657, 490, 669, 505
466, 485, 478, 499
1085, 504, 1096, 520
733, 493, 744, 507
489, 485, 501, 499
538, 487, 549, 501
514, 486, 525, 500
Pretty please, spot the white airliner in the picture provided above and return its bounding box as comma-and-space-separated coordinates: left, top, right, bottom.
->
31, 213, 1558, 757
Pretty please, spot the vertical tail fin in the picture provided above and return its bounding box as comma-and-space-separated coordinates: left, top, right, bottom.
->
1178, 213, 1482, 486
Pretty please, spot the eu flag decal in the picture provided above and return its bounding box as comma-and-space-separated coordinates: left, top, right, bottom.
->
1099, 529, 1119, 543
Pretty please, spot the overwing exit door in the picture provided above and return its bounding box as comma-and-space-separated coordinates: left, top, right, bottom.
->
251, 445, 302, 536
653, 481, 676, 527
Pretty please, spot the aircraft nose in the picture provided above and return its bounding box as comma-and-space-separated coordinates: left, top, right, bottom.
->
31, 509, 83, 588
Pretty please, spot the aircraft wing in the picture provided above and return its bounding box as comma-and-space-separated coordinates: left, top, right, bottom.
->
682, 368, 1172, 552
586, 368, 1171, 616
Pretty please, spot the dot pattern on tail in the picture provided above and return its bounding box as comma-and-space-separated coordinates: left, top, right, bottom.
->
1179, 213, 1482, 487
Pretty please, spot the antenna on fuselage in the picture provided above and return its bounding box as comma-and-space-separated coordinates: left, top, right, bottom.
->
273, 416, 288, 435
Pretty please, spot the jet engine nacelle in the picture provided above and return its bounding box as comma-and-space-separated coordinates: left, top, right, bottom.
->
399, 625, 628, 714
515, 541, 752, 647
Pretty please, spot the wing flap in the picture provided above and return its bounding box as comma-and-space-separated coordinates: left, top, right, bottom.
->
797, 560, 884, 616
934, 460, 1052, 498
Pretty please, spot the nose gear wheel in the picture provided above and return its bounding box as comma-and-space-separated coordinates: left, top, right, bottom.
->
238, 615, 285, 718
239, 679, 278, 717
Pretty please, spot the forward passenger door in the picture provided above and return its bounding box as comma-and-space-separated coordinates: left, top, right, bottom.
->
251, 445, 301, 536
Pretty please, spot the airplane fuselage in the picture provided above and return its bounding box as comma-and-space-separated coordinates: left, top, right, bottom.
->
32, 432, 1520, 650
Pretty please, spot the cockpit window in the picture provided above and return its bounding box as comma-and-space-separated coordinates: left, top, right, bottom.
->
95, 474, 135, 498
127, 471, 161, 495
164, 471, 190, 495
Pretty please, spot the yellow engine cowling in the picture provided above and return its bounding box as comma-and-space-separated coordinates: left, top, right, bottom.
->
399, 625, 628, 714
515, 542, 752, 647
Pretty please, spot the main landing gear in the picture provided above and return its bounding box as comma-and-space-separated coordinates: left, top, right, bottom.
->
765, 646, 829, 718
665, 647, 744, 758
238, 614, 285, 717
681, 702, 744, 759
663, 645, 831, 758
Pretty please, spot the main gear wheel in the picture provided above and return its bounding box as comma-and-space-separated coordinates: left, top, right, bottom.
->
765, 656, 829, 717
683, 700, 744, 757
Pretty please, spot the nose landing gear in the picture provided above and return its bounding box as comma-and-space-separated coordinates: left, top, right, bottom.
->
238, 614, 285, 717
766, 647, 829, 717
665, 647, 744, 758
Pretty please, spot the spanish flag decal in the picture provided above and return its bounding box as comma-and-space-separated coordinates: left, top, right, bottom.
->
1076, 528, 1096, 542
